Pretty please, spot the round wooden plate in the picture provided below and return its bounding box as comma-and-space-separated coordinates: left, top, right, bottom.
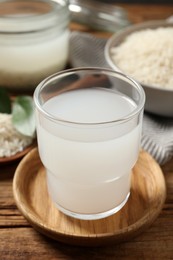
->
13, 148, 166, 247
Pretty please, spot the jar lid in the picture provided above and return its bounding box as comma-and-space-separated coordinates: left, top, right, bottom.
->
0, 0, 69, 33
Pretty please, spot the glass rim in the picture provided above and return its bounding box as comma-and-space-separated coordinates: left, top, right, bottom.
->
34, 67, 145, 126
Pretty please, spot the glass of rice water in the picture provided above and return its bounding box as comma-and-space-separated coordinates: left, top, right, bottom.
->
34, 68, 145, 220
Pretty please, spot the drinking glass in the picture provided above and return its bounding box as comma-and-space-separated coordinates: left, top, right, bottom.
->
34, 68, 145, 220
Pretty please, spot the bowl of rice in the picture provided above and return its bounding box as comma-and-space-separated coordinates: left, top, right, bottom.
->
105, 20, 173, 117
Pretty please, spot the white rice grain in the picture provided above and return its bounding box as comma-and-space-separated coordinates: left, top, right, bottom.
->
110, 27, 173, 89
0, 113, 33, 157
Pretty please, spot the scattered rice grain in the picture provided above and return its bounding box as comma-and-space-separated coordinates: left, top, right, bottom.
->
0, 113, 33, 157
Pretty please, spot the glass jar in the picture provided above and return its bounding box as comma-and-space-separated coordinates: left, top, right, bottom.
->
0, 0, 70, 91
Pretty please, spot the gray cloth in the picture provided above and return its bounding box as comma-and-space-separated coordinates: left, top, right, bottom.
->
69, 31, 173, 165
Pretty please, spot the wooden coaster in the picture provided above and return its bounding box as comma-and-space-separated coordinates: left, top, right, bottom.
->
13, 148, 166, 246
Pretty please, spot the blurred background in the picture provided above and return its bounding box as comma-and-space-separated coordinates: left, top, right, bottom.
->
99, 0, 172, 3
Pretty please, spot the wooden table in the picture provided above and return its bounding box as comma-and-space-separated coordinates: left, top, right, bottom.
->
1, 3, 173, 259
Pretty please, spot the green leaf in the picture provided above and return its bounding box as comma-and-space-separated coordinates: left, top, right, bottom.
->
12, 96, 35, 137
0, 88, 11, 114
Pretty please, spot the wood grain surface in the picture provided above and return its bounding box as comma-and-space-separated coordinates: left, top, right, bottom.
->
1, 3, 173, 259
1, 162, 173, 259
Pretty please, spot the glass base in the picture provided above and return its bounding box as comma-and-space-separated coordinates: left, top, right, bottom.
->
54, 192, 130, 220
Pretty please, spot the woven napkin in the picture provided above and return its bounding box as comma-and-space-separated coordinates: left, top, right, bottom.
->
69, 31, 173, 165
